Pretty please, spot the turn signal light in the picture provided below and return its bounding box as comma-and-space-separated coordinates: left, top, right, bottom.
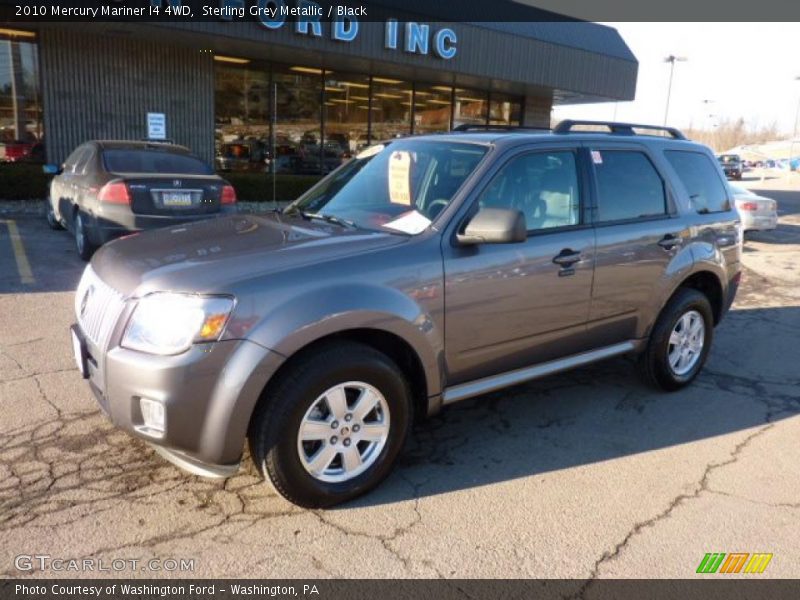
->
740, 202, 758, 212
98, 181, 131, 205
221, 185, 237, 205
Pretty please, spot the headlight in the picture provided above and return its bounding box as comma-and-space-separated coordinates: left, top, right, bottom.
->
122, 293, 235, 355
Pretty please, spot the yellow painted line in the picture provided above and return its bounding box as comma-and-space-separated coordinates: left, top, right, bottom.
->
0, 219, 35, 285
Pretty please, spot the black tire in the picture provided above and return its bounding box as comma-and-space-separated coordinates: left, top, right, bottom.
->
46, 199, 63, 230
74, 211, 96, 261
248, 341, 412, 508
638, 288, 714, 391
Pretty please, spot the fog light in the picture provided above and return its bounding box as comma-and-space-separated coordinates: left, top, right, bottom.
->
139, 397, 166, 436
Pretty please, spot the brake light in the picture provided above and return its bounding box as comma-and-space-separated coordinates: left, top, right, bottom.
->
221, 185, 237, 205
740, 202, 758, 212
98, 181, 130, 205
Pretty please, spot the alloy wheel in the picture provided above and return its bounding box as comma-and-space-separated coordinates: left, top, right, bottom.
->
296, 381, 390, 483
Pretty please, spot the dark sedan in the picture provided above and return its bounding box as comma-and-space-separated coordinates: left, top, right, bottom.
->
46, 141, 237, 259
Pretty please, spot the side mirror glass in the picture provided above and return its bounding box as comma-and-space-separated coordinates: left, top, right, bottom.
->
43, 164, 62, 175
456, 208, 527, 245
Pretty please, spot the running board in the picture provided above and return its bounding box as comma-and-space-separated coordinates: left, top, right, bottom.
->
442, 341, 636, 405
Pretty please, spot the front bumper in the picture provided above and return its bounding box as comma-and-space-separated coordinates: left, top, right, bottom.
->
74, 322, 284, 475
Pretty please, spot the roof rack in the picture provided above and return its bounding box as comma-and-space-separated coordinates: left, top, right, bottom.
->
553, 120, 686, 140
451, 124, 550, 133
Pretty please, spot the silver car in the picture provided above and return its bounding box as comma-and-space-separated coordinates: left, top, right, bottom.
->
729, 183, 778, 232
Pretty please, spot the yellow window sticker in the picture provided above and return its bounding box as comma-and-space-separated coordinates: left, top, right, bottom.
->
388, 151, 412, 205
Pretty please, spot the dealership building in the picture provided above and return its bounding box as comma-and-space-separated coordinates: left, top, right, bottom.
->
1, 1, 638, 173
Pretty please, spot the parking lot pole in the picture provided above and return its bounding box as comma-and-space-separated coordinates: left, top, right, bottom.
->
663, 55, 687, 126
790, 76, 800, 177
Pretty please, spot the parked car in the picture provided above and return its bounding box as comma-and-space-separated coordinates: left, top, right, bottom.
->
72, 121, 741, 507
717, 153, 743, 180
729, 183, 778, 232
47, 141, 237, 260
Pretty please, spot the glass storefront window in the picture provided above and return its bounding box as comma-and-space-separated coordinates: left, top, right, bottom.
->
454, 88, 489, 128
489, 92, 522, 126
323, 72, 369, 158
370, 77, 412, 141
414, 85, 452, 134
273, 66, 324, 175
214, 60, 270, 172
0, 32, 44, 162
214, 57, 526, 184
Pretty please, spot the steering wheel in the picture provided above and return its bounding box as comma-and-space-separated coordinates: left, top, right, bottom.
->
426, 198, 450, 220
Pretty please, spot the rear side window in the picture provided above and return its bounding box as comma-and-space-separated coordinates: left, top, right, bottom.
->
593, 151, 667, 222
665, 150, 731, 213
103, 150, 212, 175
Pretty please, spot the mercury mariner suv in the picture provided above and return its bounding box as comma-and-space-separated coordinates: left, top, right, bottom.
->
72, 121, 741, 507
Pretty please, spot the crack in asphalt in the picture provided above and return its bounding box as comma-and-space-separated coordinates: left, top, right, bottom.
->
575, 423, 775, 598
308, 472, 431, 576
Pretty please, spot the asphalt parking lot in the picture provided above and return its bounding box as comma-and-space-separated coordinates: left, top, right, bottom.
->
1, 176, 800, 583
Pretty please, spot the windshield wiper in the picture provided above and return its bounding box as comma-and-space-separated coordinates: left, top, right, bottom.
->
300, 211, 358, 229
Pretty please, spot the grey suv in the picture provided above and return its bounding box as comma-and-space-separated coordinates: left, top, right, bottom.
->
71, 121, 741, 507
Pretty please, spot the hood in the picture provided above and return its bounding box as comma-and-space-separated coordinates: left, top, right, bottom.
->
91, 213, 406, 296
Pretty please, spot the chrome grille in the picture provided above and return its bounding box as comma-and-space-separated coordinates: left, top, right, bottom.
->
75, 266, 126, 348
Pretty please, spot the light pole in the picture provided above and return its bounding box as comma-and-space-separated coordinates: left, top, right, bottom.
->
663, 55, 688, 126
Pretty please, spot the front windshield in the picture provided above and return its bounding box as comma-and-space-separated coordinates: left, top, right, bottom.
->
286, 140, 488, 234
718, 155, 740, 164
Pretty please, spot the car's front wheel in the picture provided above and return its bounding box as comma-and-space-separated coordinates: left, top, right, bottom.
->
249, 341, 412, 508
74, 211, 96, 261
638, 288, 714, 391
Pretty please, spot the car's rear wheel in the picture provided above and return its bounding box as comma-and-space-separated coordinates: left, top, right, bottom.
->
249, 341, 412, 508
46, 199, 63, 230
74, 211, 96, 261
638, 288, 714, 391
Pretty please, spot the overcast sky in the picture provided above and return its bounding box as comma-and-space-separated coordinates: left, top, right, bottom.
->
552, 23, 800, 135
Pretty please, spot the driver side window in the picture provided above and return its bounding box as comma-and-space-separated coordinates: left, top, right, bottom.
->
478, 151, 581, 231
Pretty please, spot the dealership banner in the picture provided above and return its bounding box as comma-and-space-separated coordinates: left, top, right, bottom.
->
4, 580, 800, 600
1, 0, 800, 22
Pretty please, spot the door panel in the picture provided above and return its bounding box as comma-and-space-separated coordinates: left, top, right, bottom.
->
589, 219, 688, 344
444, 229, 596, 384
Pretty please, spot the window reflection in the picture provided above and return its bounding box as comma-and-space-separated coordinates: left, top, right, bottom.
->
213, 59, 525, 181
214, 61, 270, 172
274, 66, 324, 175
454, 88, 488, 128
370, 77, 412, 141
489, 92, 522, 126
413, 85, 452, 134
0, 34, 44, 162
323, 72, 368, 157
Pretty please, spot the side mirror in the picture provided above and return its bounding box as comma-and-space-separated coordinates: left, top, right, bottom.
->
42, 164, 62, 175
457, 208, 527, 245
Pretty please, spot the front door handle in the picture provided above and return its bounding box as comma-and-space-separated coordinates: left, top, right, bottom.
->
552, 249, 583, 267
658, 234, 683, 250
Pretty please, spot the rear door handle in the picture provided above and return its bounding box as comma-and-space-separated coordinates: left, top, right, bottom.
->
552, 249, 583, 267
657, 234, 683, 250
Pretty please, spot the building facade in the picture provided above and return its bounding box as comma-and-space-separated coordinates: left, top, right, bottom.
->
1, 3, 637, 178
